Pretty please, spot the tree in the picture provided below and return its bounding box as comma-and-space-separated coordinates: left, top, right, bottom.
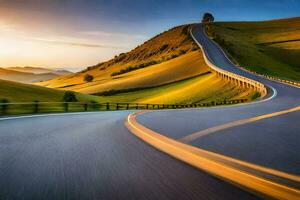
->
62, 91, 78, 102
202, 12, 214, 23
84, 74, 94, 82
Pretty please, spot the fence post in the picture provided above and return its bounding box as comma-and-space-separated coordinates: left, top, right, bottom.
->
136, 103, 139, 109
146, 104, 149, 109
0, 99, 8, 115
64, 102, 69, 112
84, 103, 88, 111
116, 103, 119, 110
126, 103, 129, 110
106, 102, 110, 110
34, 101, 39, 113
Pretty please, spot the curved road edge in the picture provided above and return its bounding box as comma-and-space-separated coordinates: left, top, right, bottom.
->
189, 26, 268, 98
125, 111, 300, 200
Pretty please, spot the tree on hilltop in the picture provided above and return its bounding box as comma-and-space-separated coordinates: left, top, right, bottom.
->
202, 13, 214, 23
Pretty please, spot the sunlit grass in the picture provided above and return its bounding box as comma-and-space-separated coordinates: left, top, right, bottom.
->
208, 17, 300, 81
98, 73, 254, 104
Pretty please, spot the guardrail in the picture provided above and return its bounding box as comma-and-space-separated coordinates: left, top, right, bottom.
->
242, 68, 300, 88
190, 27, 268, 98
0, 99, 248, 116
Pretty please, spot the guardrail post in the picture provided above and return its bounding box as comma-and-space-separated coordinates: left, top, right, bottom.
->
126, 103, 129, 110
116, 103, 119, 110
106, 102, 110, 110
34, 101, 39, 113
146, 104, 149, 109
136, 103, 139, 109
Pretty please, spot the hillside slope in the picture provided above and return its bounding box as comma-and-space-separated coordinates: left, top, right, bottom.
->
206, 17, 300, 81
37, 24, 255, 103
0, 79, 99, 102
37, 25, 200, 93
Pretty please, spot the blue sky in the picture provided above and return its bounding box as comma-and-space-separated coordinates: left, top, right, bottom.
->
0, 0, 299, 70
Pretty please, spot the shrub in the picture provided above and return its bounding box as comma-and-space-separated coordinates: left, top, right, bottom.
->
62, 91, 78, 102
160, 44, 169, 52
114, 53, 126, 63
251, 92, 261, 100
84, 74, 94, 82
111, 60, 160, 76
170, 54, 179, 59
179, 49, 187, 55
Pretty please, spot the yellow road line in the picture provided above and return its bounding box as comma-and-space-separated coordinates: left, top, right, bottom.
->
126, 111, 300, 200
180, 105, 300, 144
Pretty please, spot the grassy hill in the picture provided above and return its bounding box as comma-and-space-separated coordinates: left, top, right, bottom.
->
0, 79, 99, 102
37, 25, 200, 92
100, 73, 253, 104
206, 17, 300, 81
0, 68, 66, 83
37, 25, 255, 103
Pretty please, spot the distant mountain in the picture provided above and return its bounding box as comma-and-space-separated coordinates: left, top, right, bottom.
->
8, 66, 73, 75
0, 67, 71, 84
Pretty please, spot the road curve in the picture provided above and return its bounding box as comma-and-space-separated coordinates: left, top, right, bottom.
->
0, 112, 259, 200
134, 24, 300, 195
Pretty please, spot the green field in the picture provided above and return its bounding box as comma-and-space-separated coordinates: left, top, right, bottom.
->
0, 79, 100, 103
206, 17, 300, 81
97, 73, 254, 104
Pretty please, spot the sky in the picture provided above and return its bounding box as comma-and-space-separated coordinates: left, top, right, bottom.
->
0, 0, 299, 71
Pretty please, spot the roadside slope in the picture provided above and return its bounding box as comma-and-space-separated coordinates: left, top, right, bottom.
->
0, 79, 99, 102
206, 17, 300, 81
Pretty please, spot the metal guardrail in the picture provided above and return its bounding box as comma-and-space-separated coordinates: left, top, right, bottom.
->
190, 26, 268, 98
243, 68, 300, 88
0, 99, 248, 116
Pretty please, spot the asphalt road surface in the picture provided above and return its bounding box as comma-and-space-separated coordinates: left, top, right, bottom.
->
0, 112, 259, 200
138, 24, 300, 176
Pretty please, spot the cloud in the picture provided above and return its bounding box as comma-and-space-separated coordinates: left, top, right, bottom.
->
80, 30, 147, 40
29, 37, 126, 49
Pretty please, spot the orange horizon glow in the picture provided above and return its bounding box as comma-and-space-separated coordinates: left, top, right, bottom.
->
0, 7, 146, 71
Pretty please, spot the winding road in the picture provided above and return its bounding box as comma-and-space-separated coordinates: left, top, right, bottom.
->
0, 24, 299, 199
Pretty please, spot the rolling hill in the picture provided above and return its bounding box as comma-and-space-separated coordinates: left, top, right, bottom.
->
37, 25, 255, 103
0, 79, 99, 103
206, 17, 300, 81
0, 67, 73, 83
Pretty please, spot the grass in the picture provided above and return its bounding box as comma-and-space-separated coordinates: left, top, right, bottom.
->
96, 73, 254, 104
36, 25, 199, 94
0, 79, 100, 103
38, 51, 210, 94
206, 17, 300, 81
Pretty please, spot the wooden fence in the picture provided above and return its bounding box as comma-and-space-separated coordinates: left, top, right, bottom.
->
0, 99, 248, 116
